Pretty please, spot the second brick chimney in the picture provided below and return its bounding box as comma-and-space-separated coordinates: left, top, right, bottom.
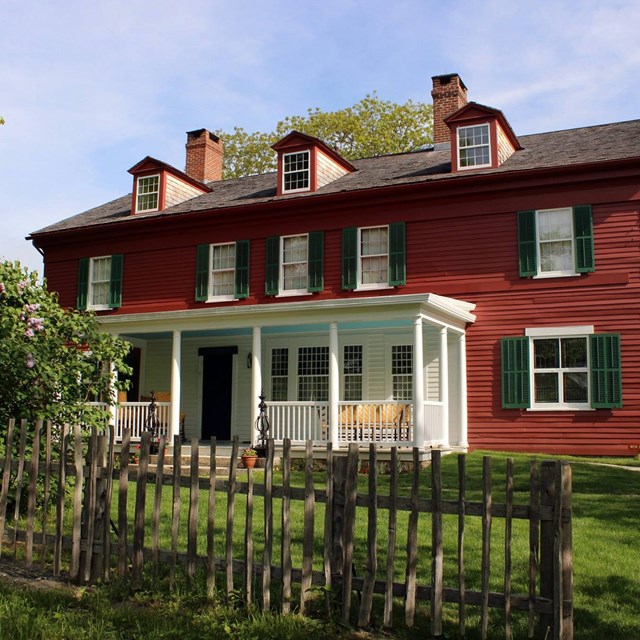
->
431, 74, 468, 145
185, 129, 224, 183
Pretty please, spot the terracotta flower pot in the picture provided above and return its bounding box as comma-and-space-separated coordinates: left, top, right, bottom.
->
241, 455, 258, 469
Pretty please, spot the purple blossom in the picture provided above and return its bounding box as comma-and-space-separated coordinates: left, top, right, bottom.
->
26, 303, 40, 313
25, 354, 34, 369
28, 317, 45, 331
0, 282, 5, 295
24, 328, 34, 338
17, 279, 29, 294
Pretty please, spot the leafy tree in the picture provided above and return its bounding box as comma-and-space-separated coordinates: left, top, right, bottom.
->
216, 93, 433, 179
0, 261, 131, 431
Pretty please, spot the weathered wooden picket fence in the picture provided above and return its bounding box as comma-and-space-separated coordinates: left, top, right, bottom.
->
0, 418, 572, 639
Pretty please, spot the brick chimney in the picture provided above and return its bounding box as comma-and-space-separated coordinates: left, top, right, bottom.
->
185, 129, 223, 182
431, 74, 468, 145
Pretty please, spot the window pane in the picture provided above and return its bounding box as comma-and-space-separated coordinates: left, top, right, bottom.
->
271, 348, 288, 401
361, 255, 388, 284
213, 243, 235, 270
534, 339, 559, 368
282, 235, 308, 290
538, 210, 572, 241
90, 257, 111, 307
534, 373, 559, 402
564, 372, 588, 403
392, 345, 413, 401
540, 241, 573, 272
561, 338, 587, 368
343, 345, 362, 402
298, 346, 329, 401
361, 227, 388, 256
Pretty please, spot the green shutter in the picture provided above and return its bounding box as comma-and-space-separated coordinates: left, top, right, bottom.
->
342, 228, 358, 290
108, 254, 123, 309
265, 236, 280, 296
573, 205, 595, 273
389, 221, 406, 286
307, 231, 324, 292
590, 334, 622, 408
235, 240, 250, 299
517, 210, 537, 277
77, 258, 89, 311
501, 337, 531, 408
195, 244, 210, 302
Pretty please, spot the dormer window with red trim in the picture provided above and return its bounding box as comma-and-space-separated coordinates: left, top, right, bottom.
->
272, 131, 355, 197
457, 123, 491, 169
283, 151, 310, 193
136, 174, 160, 212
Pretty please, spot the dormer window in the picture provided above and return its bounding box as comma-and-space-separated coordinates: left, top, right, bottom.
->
283, 151, 310, 193
136, 175, 160, 212
457, 124, 490, 169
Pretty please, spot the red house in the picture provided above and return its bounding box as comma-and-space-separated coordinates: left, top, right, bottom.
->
29, 74, 640, 456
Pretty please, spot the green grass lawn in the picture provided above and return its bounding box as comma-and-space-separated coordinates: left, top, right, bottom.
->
2, 450, 639, 639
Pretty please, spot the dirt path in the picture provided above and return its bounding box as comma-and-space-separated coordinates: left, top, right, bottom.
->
0, 556, 77, 593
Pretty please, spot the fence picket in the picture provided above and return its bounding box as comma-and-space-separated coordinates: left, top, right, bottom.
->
458, 454, 467, 638
151, 435, 167, 586
528, 459, 539, 639
481, 456, 493, 640
225, 436, 239, 600
244, 465, 254, 605
11, 421, 28, 558
25, 420, 42, 565
281, 438, 292, 614
0, 419, 16, 559
323, 441, 333, 617
82, 428, 99, 582
262, 438, 274, 611
505, 458, 514, 640
431, 449, 443, 636
102, 424, 115, 582
358, 444, 377, 627
170, 434, 181, 590
70, 424, 83, 580
53, 424, 68, 576
206, 437, 217, 597
341, 443, 359, 625
117, 429, 131, 579
404, 447, 420, 627
300, 439, 315, 614
40, 421, 53, 568
187, 437, 199, 587
383, 446, 398, 628
132, 432, 150, 588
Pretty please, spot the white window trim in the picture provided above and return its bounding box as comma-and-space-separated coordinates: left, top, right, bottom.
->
207, 242, 236, 303
457, 123, 491, 170
532, 207, 578, 279
356, 225, 393, 292
526, 326, 594, 411
282, 150, 311, 194
88, 255, 112, 311
135, 174, 160, 213
277, 233, 310, 297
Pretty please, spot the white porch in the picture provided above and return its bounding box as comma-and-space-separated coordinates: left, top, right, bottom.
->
100, 293, 476, 450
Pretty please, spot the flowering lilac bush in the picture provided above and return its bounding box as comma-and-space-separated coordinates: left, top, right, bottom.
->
0, 260, 131, 430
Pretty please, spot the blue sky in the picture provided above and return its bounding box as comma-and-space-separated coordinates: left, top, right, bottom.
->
1, 0, 639, 273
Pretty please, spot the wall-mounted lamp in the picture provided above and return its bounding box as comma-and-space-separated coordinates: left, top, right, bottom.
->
247, 352, 252, 369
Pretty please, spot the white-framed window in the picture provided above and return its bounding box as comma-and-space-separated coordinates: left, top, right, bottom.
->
343, 345, 363, 401
391, 344, 413, 401
88, 256, 112, 310
298, 346, 329, 401
281, 234, 308, 294
210, 242, 236, 300
359, 226, 390, 289
536, 208, 576, 277
527, 326, 592, 410
282, 151, 310, 193
136, 174, 160, 212
271, 348, 289, 401
457, 124, 491, 169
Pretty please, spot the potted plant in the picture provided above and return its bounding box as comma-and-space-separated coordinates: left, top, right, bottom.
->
240, 447, 258, 469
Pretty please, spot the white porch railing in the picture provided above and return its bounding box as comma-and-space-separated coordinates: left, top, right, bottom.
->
337, 401, 414, 445
424, 400, 445, 446
267, 402, 329, 443
91, 401, 171, 442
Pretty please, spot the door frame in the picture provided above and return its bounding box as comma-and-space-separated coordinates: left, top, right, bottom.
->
197, 346, 238, 440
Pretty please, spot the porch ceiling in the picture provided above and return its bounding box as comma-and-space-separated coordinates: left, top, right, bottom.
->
99, 292, 476, 338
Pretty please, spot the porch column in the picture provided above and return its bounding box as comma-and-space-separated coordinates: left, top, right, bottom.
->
458, 333, 468, 448
413, 316, 425, 447
439, 326, 449, 446
252, 326, 262, 442
170, 330, 181, 440
329, 321, 340, 449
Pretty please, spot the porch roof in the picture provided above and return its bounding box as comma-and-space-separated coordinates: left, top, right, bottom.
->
98, 293, 476, 337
